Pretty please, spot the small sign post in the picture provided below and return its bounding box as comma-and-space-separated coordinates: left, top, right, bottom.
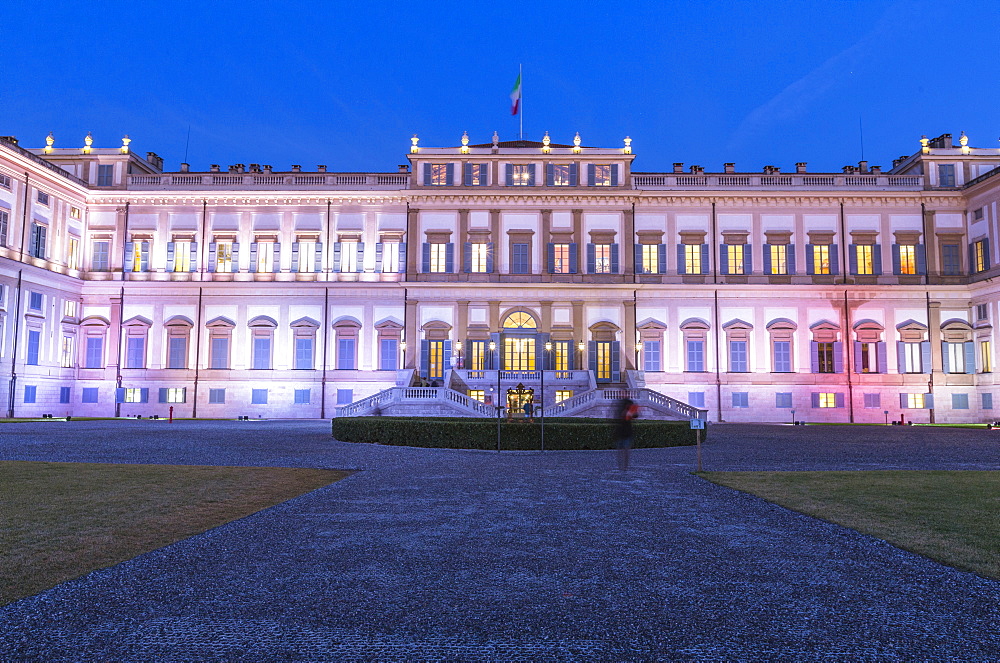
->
690, 418, 705, 472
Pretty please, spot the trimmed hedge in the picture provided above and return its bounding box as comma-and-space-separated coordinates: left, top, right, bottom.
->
332, 416, 701, 450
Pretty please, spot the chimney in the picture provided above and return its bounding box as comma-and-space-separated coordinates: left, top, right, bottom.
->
842, 165, 856, 174
228, 165, 238, 173
210, 164, 220, 172
673, 163, 684, 173
858, 160, 869, 173
0, 136, 18, 145
690, 165, 704, 174
796, 162, 807, 173
871, 165, 882, 174
724, 163, 735, 174
398, 164, 410, 173
292, 165, 301, 173
763, 165, 779, 174
179, 163, 190, 172
249, 163, 261, 173
145, 152, 164, 171
317, 165, 327, 173
263, 165, 272, 174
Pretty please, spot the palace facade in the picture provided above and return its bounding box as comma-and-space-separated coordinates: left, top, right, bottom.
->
1, 130, 999, 422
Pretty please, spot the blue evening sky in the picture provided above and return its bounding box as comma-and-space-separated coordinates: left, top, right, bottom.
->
3, 0, 996, 174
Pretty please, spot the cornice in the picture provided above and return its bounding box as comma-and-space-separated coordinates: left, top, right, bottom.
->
88, 194, 409, 207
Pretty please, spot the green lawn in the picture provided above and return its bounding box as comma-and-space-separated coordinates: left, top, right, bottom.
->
700, 471, 1000, 579
0, 461, 349, 605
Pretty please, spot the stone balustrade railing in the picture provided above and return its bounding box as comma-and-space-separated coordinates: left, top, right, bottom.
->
127, 172, 411, 190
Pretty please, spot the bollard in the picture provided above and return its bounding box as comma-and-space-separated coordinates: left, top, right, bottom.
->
169, 406, 174, 423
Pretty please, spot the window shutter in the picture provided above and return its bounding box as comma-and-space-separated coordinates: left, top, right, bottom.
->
207, 242, 216, 273
166, 242, 176, 272
763, 244, 772, 274
658, 244, 667, 274
899, 393, 908, 409
271, 243, 280, 272
677, 245, 686, 275
744, 244, 752, 274
190, 243, 198, 272
634, 245, 643, 274
445, 163, 454, 186
464, 162, 472, 186
872, 244, 882, 275
569, 243, 578, 274
248, 243, 258, 273
398, 243, 406, 272
920, 340, 932, 373
719, 245, 729, 275
569, 163, 579, 186
115, 387, 125, 404
942, 342, 951, 373
124, 242, 135, 272
876, 342, 887, 374
811, 392, 820, 408
891, 244, 901, 275
897, 341, 906, 373
587, 164, 596, 186
835, 392, 845, 408
916, 244, 926, 275
374, 243, 383, 272
315, 243, 325, 272
924, 394, 934, 410
489, 332, 499, 370
141, 242, 150, 272
964, 341, 976, 374
27, 225, 37, 258
527, 165, 536, 186
159, 388, 169, 403
231, 243, 239, 273
445, 243, 455, 273
505, 164, 513, 186
333, 243, 342, 272
969, 244, 976, 274
853, 341, 863, 373
140, 388, 149, 404
610, 243, 619, 273
423, 163, 431, 185
700, 244, 710, 274
611, 341, 621, 382
419, 340, 429, 379
463, 242, 472, 273
610, 165, 619, 186
806, 244, 815, 275
810, 341, 819, 373
486, 242, 494, 273
547, 243, 555, 273
829, 245, 839, 275
421, 243, 430, 272
985, 242, 991, 270
546, 164, 554, 186
290, 243, 300, 272
588, 341, 597, 374
443, 340, 452, 372
833, 341, 844, 373
787, 246, 796, 275
536, 333, 551, 370
353, 243, 361, 272
586, 244, 596, 273
849, 244, 858, 275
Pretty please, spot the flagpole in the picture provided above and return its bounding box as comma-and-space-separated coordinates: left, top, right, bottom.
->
519, 63, 523, 141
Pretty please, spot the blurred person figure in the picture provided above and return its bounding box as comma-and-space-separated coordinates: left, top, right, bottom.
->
614, 397, 639, 470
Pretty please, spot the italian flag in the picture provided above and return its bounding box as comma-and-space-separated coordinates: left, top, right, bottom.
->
510, 73, 522, 115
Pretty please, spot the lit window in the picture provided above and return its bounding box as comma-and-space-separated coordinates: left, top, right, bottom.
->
124, 388, 144, 403
555, 390, 573, 403
67, 237, 80, 270
945, 342, 966, 373
468, 389, 485, 402
215, 242, 233, 272
855, 245, 874, 275
173, 241, 192, 272
982, 340, 992, 373
591, 165, 613, 186
509, 164, 533, 186
464, 164, 487, 186
726, 244, 745, 275
640, 245, 659, 274
553, 341, 570, 371
255, 242, 275, 273
70, 206, 81, 219
503, 337, 535, 371
898, 245, 917, 275
812, 245, 831, 275
817, 393, 837, 408
470, 243, 490, 272
60, 336, 74, 368
429, 244, 448, 273
163, 388, 186, 403
297, 241, 316, 272
595, 341, 612, 380
858, 343, 876, 373
552, 244, 572, 274
684, 245, 702, 274
551, 164, 574, 186
130, 241, 143, 272
902, 342, 923, 373
815, 342, 835, 373
906, 393, 925, 409
973, 239, 989, 273
593, 244, 612, 274
63, 300, 78, 318
428, 164, 450, 186
381, 242, 400, 273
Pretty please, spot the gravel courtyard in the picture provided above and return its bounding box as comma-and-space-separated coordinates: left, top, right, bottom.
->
1, 420, 999, 661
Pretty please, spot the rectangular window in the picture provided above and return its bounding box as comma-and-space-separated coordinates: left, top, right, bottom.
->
0, 209, 8, 246
509, 164, 533, 186
0, 173, 10, 190
23, 385, 36, 404
816, 342, 835, 373
552, 244, 572, 274
37, 190, 50, 206
252, 337, 271, 370
296, 241, 316, 273
981, 340, 992, 373
428, 164, 451, 186
977, 304, 989, 321
775, 392, 793, 408
642, 340, 661, 372
97, 164, 114, 186
28, 291, 43, 310
686, 340, 705, 372
336, 389, 353, 405
469, 341, 486, 371
897, 245, 917, 275
767, 244, 788, 275
854, 245, 874, 275
974, 207, 985, 221
251, 388, 268, 404
595, 341, 612, 380
973, 239, 989, 273
124, 388, 145, 403
173, 241, 192, 272
210, 337, 229, 369
983, 393, 994, 410
380, 338, 398, 371
555, 389, 574, 403
511, 243, 529, 274
429, 243, 448, 273
553, 341, 570, 371
60, 386, 71, 404
688, 392, 706, 408
773, 341, 792, 373
816, 393, 837, 408
592, 244, 612, 273
812, 245, 831, 275
863, 393, 881, 409
906, 393, 926, 409
858, 343, 875, 373
470, 243, 490, 273
468, 389, 485, 402
82, 387, 99, 403
726, 244, 745, 275
29, 223, 46, 259
215, 242, 233, 273
938, 163, 956, 187
729, 340, 748, 372
640, 244, 659, 274
125, 337, 145, 369
70, 206, 81, 219
732, 392, 749, 408
295, 337, 314, 370
256, 242, 274, 273
465, 164, 487, 186
160, 388, 186, 403
209, 388, 226, 404
902, 342, 922, 373
26, 330, 40, 365
67, 237, 80, 270
684, 245, 702, 274
294, 389, 311, 404
551, 164, 574, 186
85, 337, 103, 368
336, 241, 357, 273
64, 300, 78, 319
942, 244, 961, 275
952, 393, 970, 409
61, 336, 74, 368
167, 337, 187, 369
128, 241, 144, 272
92, 241, 110, 271
591, 164, 613, 186
380, 242, 400, 273
945, 342, 965, 373
337, 338, 356, 370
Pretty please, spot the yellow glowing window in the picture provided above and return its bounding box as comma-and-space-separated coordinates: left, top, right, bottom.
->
124, 388, 144, 403
553, 342, 569, 370
975, 241, 988, 273
769, 244, 787, 275
67, 237, 80, 270
592, 165, 612, 186
552, 164, 573, 186
641, 244, 659, 274
898, 245, 917, 275
255, 242, 274, 272
510, 164, 533, 186
503, 337, 535, 371
981, 340, 992, 373
381, 242, 399, 273
503, 312, 537, 329
812, 245, 831, 275
684, 244, 702, 274
164, 388, 186, 403
726, 244, 745, 275
63, 300, 77, 318
428, 340, 444, 379
555, 390, 573, 403
468, 389, 485, 402
855, 245, 873, 275
470, 243, 489, 272
215, 242, 233, 273
596, 341, 612, 379
469, 342, 485, 370
173, 242, 191, 272
817, 392, 837, 408
429, 244, 448, 273
906, 393, 925, 409
131, 242, 143, 272
429, 164, 450, 186
60, 336, 74, 368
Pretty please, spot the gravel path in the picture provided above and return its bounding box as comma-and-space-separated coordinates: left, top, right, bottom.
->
2, 420, 999, 661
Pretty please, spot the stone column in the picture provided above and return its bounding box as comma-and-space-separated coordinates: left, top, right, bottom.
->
622, 206, 635, 278
406, 207, 419, 278
623, 299, 637, 370
404, 298, 418, 369
928, 300, 943, 373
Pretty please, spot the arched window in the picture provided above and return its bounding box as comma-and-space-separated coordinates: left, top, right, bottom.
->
502, 311, 537, 329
